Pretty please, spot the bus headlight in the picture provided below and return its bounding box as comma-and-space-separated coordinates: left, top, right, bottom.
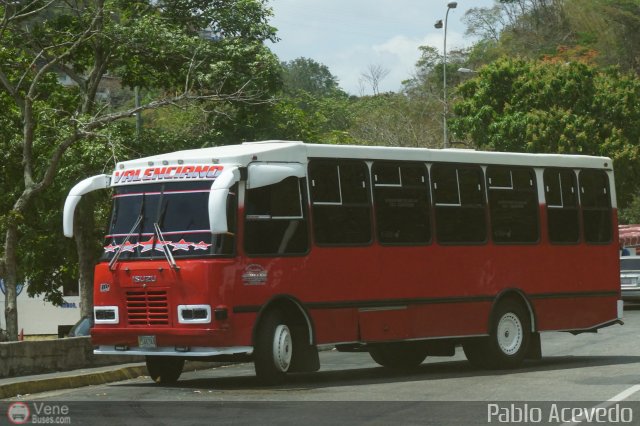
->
94, 306, 119, 324
178, 305, 211, 324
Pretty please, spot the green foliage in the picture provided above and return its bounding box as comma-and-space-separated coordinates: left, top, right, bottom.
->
564, 0, 640, 73
464, 1, 640, 74
193, 56, 355, 145
348, 93, 441, 147
98, 2, 281, 100
464, 1, 574, 62
281, 57, 342, 96
619, 193, 640, 224
217, 89, 354, 144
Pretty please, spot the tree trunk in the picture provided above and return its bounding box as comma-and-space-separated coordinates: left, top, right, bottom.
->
3, 181, 47, 340
74, 195, 98, 319
3, 220, 20, 341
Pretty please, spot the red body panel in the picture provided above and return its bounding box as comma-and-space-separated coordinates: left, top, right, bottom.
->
92, 206, 620, 350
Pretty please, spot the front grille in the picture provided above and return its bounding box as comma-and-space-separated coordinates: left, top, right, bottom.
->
126, 290, 169, 325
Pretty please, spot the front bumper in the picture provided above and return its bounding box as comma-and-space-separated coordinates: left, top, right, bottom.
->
94, 345, 253, 357
91, 326, 239, 348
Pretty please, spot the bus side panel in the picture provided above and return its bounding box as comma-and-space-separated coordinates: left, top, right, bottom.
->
408, 302, 492, 339
306, 246, 376, 344
532, 296, 619, 331
311, 309, 360, 344
358, 308, 411, 341
232, 253, 362, 346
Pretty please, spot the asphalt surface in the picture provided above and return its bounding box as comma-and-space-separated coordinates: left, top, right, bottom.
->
2, 307, 640, 425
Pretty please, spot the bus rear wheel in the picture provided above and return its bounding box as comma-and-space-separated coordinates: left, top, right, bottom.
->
369, 343, 427, 370
463, 299, 531, 370
146, 356, 184, 384
254, 310, 293, 385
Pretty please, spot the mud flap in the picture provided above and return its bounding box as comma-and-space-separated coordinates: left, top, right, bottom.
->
289, 344, 320, 372
526, 332, 542, 360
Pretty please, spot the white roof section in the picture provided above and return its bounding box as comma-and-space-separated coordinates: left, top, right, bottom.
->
115, 140, 613, 171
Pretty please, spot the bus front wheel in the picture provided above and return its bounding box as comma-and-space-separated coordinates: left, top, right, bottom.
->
146, 356, 184, 384
463, 299, 531, 370
369, 343, 427, 370
254, 309, 293, 385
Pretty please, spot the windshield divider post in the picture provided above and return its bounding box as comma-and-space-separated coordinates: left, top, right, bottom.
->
154, 222, 179, 270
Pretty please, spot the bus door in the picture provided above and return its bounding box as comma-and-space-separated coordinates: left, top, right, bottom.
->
239, 163, 310, 314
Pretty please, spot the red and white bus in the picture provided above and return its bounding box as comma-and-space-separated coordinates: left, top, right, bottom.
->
63, 141, 622, 384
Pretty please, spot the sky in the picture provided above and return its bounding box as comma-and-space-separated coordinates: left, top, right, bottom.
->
267, 0, 495, 95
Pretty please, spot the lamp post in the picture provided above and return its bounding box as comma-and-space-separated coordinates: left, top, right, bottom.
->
435, 1, 457, 148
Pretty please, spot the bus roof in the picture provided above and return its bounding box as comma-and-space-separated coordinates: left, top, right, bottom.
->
115, 140, 613, 171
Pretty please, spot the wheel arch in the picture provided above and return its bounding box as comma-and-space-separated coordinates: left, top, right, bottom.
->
252, 295, 315, 346
490, 288, 537, 333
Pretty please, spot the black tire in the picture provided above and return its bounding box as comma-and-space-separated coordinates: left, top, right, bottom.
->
369, 343, 427, 370
254, 310, 293, 385
145, 356, 184, 384
463, 299, 531, 370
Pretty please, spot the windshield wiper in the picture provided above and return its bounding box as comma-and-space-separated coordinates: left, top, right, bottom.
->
154, 222, 179, 270
109, 214, 143, 271
109, 192, 146, 271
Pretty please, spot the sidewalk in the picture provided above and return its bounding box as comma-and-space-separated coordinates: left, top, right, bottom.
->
0, 362, 149, 399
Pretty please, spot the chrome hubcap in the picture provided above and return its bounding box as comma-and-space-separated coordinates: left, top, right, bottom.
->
273, 324, 292, 372
497, 312, 523, 355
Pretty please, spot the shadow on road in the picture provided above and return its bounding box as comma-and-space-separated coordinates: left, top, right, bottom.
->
113, 353, 640, 392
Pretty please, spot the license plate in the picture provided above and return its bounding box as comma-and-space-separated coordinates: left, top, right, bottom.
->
138, 335, 157, 348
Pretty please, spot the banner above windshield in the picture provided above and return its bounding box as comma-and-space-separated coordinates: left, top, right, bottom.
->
112, 164, 224, 186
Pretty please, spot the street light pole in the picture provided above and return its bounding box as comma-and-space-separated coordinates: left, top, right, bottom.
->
435, 2, 457, 148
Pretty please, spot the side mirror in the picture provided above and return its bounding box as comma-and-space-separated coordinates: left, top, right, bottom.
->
209, 167, 240, 234
63, 175, 111, 238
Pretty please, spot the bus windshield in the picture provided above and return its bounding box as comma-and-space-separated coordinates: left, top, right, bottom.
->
102, 181, 236, 260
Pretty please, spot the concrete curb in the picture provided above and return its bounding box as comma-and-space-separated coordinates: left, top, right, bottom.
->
0, 360, 237, 400
0, 364, 148, 400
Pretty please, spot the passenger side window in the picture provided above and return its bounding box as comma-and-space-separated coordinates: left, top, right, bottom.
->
373, 162, 430, 244
579, 170, 612, 244
432, 163, 486, 244
487, 166, 539, 244
244, 177, 308, 255
309, 160, 372, 245
544, 169, 579, 244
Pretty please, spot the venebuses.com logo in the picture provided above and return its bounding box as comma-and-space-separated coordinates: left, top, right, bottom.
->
7, 402, 30, 424
6, 402, 71, 424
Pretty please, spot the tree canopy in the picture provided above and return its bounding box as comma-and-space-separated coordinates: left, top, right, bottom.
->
281, 57, 341, 96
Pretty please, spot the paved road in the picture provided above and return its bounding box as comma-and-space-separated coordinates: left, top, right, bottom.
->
6, 307, 640, 425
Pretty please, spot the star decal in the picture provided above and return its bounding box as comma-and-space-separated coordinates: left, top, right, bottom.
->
171, 239, 192, 251
104, 243, 119, 253
138, 237, 156, 253
191, 241, 212, 251
153, 239, 173, 252
119, 241, 139, 252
